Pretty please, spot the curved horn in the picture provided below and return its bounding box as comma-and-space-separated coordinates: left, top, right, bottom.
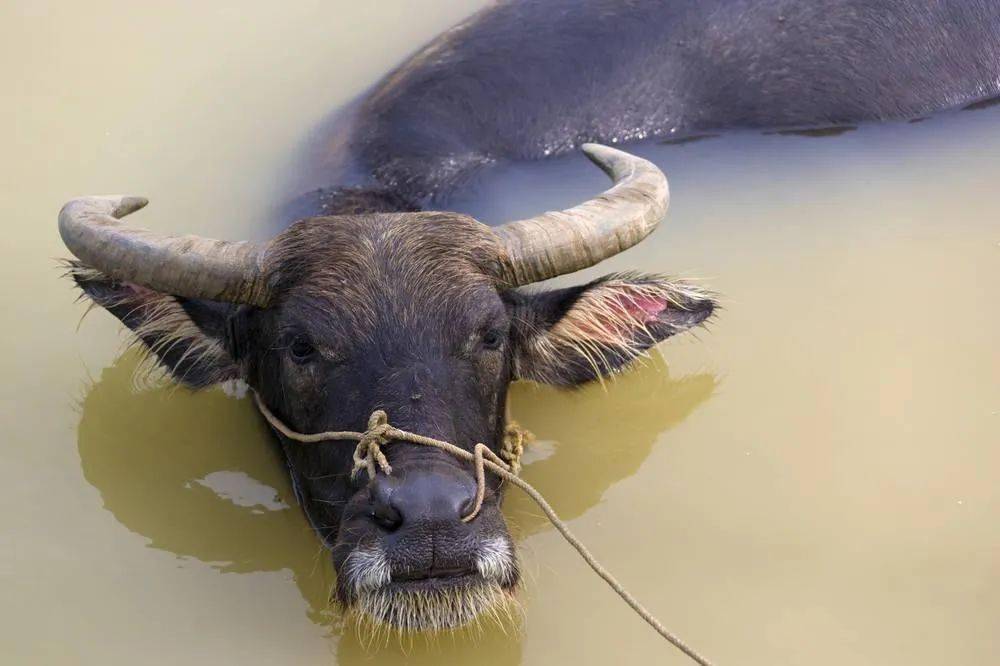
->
58, 195, 271, 306
494, 144, 669, 286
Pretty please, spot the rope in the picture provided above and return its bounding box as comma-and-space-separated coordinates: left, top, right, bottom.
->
253, 393, 716, 666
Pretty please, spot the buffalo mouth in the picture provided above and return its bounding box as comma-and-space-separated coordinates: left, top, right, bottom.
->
340, 539, 520, 634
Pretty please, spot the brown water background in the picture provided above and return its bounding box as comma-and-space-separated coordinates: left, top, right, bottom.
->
2, 2, 999, 664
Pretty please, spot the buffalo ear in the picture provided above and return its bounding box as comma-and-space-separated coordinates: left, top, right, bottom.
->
510, 273, 716, 386
67, 261, 243, 389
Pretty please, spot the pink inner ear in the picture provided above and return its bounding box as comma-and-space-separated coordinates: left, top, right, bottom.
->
569, 290, 669, 343
124, 282, 157, 298
615, 293, 668, 323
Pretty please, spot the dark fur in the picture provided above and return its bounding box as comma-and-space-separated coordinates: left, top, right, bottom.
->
315, 0, 1000, 209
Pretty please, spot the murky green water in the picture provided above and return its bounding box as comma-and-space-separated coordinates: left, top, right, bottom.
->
2, 2, 998, 664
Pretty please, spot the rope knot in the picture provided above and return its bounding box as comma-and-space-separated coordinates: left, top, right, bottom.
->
352, 410, 394, 480
500, 421, 532, 475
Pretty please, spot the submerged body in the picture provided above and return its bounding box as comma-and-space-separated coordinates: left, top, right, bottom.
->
318, 0, 1000, 208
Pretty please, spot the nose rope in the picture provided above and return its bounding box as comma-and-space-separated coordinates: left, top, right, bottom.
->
252, 393, 716, 666
353, 411, 394, 480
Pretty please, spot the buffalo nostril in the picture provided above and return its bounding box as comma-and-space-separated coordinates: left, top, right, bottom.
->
368, 476, 403, 531
459, 495, 478, 521
371, 499, 402, 531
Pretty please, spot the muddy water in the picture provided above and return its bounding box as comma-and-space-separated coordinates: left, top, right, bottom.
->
2, 2, 999, 665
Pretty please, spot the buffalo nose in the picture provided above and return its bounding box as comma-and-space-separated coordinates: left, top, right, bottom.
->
368, 468, 476, 531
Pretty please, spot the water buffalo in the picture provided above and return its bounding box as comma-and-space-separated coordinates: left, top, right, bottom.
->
60, 0, 1000, 634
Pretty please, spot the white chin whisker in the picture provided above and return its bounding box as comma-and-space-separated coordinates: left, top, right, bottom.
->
474, 536, 516, 583
353, 580, 514, 633
344, 545, 392, 593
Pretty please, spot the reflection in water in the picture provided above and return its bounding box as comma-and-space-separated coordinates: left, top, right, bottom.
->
506, 354, 717, 536
658, 133, 720, 146
962, 95, 1000, 111
764, 126, 858, 138
75, 349, 714, 658
77, 355, 338, 624
334, 617, 523, 664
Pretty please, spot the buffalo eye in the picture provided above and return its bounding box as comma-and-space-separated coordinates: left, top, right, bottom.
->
481, 328, 505, 351
288, 334, 316, 363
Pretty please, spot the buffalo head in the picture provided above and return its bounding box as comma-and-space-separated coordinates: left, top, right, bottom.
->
59, 145, 715, 632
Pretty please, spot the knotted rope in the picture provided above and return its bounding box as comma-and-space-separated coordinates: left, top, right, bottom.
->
253, 393, 715, 666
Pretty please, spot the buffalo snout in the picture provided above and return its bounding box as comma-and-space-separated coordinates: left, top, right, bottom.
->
333, 454, 519, 631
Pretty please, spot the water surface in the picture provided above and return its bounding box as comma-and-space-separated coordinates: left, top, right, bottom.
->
2, 2, 998, 664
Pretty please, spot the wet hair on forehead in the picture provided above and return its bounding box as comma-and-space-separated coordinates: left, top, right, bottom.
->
268, 212, 507, 292
264, 212, 510, 332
